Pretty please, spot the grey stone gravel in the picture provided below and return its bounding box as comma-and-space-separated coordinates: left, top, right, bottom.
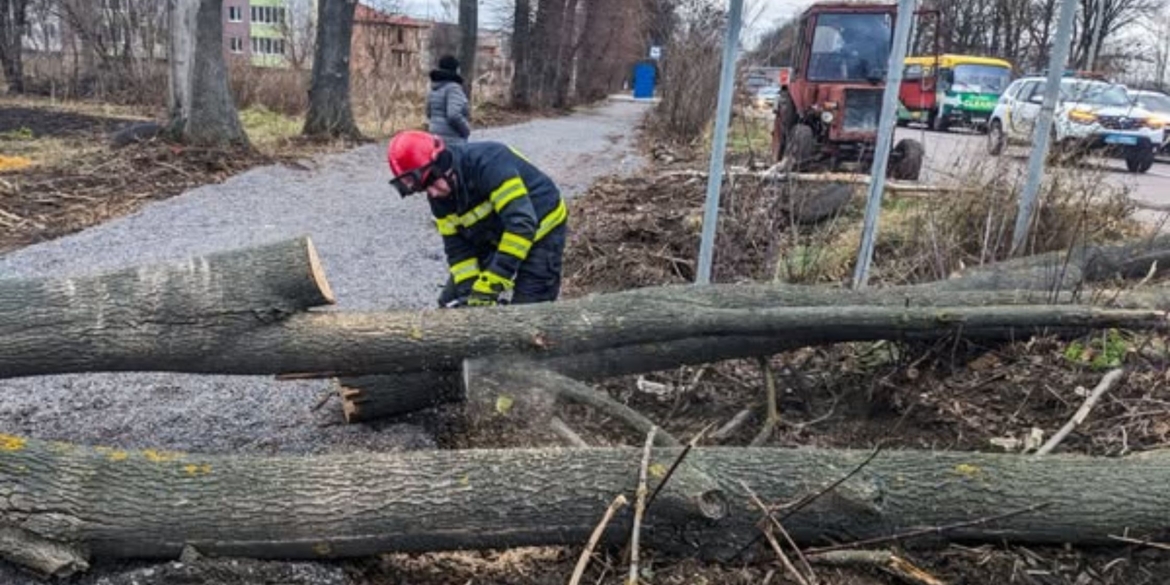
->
0, 99, 649, 582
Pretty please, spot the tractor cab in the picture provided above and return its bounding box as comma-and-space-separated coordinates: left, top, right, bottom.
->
771, 1, 928, 181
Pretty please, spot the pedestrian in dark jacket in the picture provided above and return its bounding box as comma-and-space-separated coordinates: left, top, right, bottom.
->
387, 130, 567, 307
426, 55, 472, 146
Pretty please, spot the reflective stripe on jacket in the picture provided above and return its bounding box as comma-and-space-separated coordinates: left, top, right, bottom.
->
428, 141, 567, 289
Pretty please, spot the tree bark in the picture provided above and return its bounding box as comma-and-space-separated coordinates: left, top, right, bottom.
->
2, 436, 1170, 576
510, 0, 532, 108
0, 0, 28, 94
531, 0, 566, 107
4, 268, 1166, 381
167, 0, 249, 147
3, 237, 1168, 383
554, 0, 580, 108
303, 0, 361, 139
458, 0, 477, 102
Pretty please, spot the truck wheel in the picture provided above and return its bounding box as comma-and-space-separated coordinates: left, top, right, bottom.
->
987, 120, 1006, 156
1126, 147, 1155, 173
931, 109, 950, 133
889, 138, 925, 181
783, 124, 815, 171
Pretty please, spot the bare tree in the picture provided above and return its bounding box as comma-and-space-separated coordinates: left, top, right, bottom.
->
278, 0, 317, 70
0, 0, 29, 93
168, 0, 249, 147
1072, 0, 1167, 69
553, 0, 581, 108
458, 0, 477, 100
1149, 8, 1170, 86
576, 0, 647, 102
746, 17, 797, 67
510, 0, 532, 108
531, 0, 565, 104
304, 0, 362, 139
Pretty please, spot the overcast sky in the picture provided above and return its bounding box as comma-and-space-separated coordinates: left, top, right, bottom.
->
395, 0, 813, 47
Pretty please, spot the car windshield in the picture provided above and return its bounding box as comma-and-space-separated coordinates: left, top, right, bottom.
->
807, 13, 892, 82
951, 64, 1011, 94
1136, 92, 1170, 113
1061, 81, 1131, 107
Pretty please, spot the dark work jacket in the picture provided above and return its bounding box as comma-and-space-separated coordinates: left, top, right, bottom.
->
428, 141, 567, 293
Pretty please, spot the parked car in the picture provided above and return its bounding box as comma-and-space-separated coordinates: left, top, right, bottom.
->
1127, 89, 1170, 156
755, 85, 781, 110
986, 75, 1165, 173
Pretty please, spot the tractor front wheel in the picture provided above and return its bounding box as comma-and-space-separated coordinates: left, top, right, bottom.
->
783, 124, 815, 171
889, 138, 925, 181
772, 93, 798, 161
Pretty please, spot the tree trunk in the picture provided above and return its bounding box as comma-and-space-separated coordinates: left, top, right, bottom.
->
303, 0, 361, 139
531, 0, 566, 107
3, 436, 1170, 577
166, 0, 249, 147
0, 0, 28, 94
554, 0, 580, 108
3, 237, 1168, 383
458, 0, 477, 102
3, 259, 1166, 381
510, 0, 532, 109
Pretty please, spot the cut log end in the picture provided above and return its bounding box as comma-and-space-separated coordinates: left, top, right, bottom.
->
304, 237, 336, 305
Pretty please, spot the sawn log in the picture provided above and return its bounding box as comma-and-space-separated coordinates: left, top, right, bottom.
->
1, 434, 1168, 577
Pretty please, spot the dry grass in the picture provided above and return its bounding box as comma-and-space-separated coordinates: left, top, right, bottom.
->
771, 159, 1144, 286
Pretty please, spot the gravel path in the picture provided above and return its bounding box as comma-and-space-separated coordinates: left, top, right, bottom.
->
0, 98, 649, 583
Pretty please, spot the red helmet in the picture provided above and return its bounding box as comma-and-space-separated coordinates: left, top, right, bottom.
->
387, 130, 449, 196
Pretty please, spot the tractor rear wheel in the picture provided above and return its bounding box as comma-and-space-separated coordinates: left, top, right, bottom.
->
889, 138, 925, 181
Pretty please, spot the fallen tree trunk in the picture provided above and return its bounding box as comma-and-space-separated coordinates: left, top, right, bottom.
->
2, 435, 1169, 577
7, 264, 1166, 381
337, 284, 1170, 422
0, 236, 334, 379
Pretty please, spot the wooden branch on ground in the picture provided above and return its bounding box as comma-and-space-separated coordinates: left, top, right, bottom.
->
461, 361, 681, 446
569, 494, 628, 585
627, 427, 656, 585
1034, 368, 1126, 456
808, 550, 945, 585
3, 436, 1170, 576
551, 417, 590, 448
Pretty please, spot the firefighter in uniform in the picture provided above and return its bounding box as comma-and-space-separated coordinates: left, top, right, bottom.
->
386, 130, 568, 307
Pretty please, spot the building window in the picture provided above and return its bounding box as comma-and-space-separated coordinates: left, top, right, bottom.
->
230, 37, 243, 53
249, 6, 286, 25
250, 36, 285, 56
228, 6, 242, 22
397, 27, 404, 44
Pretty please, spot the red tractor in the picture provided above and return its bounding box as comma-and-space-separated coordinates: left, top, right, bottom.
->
771, 1, 928, 181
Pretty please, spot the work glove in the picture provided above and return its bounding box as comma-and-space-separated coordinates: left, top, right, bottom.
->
467, 289, 497, 307
468, 272, 512, 307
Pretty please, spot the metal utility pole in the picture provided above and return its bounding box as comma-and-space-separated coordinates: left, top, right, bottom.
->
1087, 0, 1106, 71
694, 0, 744, 285
1011, 0, 1078, 256
850, 0, 917, 290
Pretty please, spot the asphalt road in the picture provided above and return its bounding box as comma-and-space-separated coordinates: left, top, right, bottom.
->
894, 125, 1170, 221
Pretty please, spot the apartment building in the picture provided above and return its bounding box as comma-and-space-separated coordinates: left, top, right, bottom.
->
223, 0, 309, 68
